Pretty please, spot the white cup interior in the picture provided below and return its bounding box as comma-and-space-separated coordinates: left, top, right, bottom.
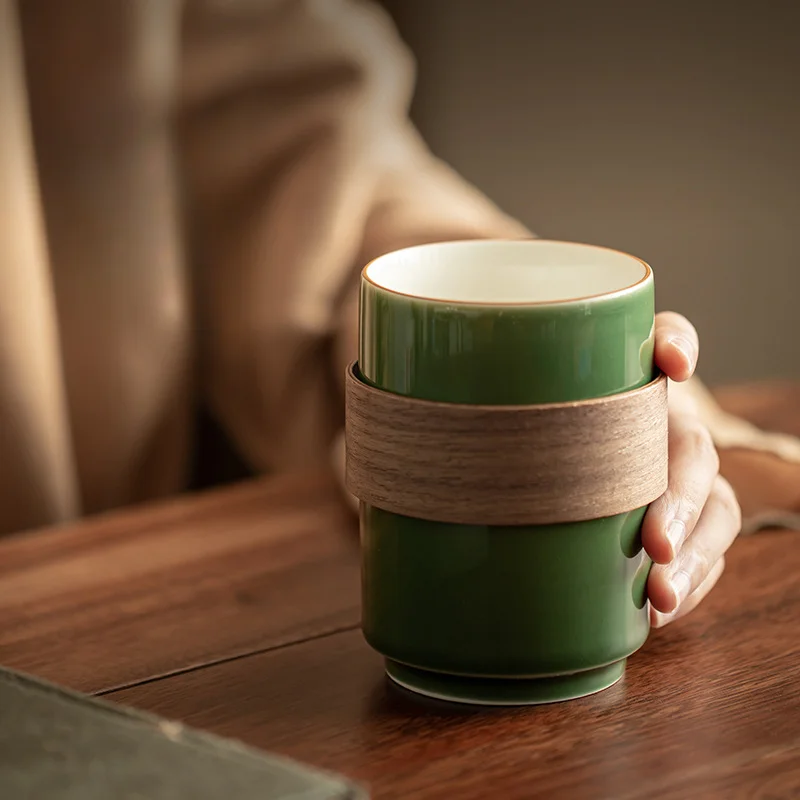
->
364, 240, 649, 305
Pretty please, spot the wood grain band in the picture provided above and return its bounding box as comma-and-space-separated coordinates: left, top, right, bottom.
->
345, 363, 669, 526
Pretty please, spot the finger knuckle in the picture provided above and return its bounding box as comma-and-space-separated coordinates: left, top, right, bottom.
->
660, 481, 698, 523
686, 422, 719, 469
674, 492, 702, 525
655, 486, 682, 519
688, 547, 712, 581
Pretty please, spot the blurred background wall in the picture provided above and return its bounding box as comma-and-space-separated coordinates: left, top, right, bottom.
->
380, 0, 799, 385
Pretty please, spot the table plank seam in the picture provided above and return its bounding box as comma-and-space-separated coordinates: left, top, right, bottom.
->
96, 623, 361, 698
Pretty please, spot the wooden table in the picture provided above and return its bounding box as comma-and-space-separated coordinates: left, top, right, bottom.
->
2, 385, 799, 799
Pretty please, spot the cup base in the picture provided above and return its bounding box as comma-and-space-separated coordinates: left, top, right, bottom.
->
385, 659, 625, 706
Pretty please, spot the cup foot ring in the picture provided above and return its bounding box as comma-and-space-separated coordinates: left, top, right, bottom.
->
385, 659, 625, 706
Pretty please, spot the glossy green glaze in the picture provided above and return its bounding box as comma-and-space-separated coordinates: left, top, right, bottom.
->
360, 281, 655, 404
358, 240, 657, 704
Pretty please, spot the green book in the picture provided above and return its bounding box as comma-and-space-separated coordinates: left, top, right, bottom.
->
0, 667, 367, 799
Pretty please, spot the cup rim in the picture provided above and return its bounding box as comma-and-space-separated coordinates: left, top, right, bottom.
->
362, 238, 652, 308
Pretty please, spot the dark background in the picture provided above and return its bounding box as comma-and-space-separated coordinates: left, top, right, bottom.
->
381, 0, 800, 385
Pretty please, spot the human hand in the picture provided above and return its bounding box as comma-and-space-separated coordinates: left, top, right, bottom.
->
643, 312, 742, 627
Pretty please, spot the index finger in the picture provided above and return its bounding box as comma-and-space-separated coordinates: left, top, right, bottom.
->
654, 312, 700, 382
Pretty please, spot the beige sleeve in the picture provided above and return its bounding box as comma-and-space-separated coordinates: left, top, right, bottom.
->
179, 0, 528, 475
331, 122, 532, 397
180, 0, 795, 520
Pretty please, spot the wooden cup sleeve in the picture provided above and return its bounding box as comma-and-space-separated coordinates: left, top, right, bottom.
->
345, 362, 668, 526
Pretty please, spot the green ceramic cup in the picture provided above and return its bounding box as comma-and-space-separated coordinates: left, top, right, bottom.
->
358, 239, 657, 705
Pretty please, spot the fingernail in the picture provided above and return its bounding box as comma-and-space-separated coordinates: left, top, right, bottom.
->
652, 609, 672, 629
669, 569, 693, 607
670, 336, 697, 368
666, 519, 686, 556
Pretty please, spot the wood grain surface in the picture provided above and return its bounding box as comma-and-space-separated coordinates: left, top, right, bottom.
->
715, 382, 800, 521
714, 381, 800, 438
110, 528, 800, 800
1, 383, 799, 798
0, 471, 360, 694
346, 363, 669, 525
